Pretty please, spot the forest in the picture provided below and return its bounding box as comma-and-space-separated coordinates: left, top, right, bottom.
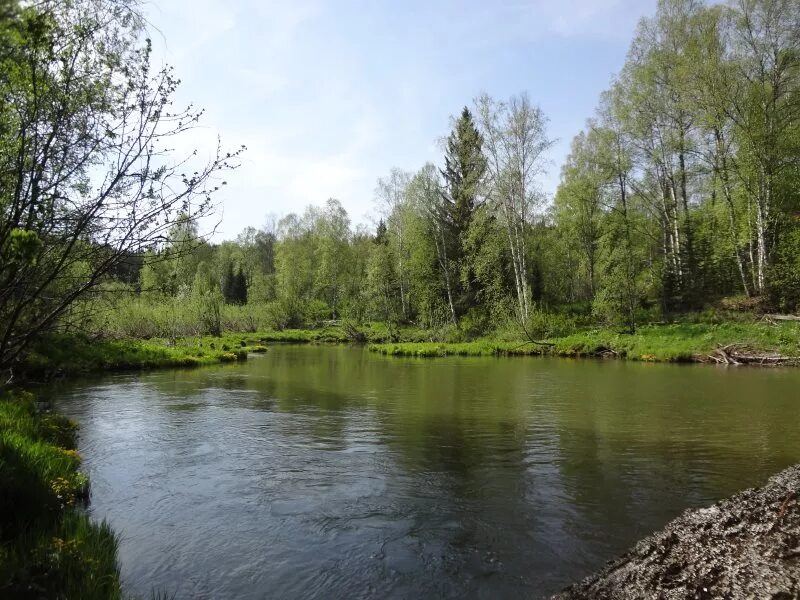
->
2, 0, 800, 373
68, 0, 799, 349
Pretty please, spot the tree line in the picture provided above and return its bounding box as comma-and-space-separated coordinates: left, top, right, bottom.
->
136, 0, 800, 336
1, 0, 799, 371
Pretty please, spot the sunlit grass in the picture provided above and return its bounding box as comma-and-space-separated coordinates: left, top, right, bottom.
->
0, 392, 121, 598
370, 321, 800, 363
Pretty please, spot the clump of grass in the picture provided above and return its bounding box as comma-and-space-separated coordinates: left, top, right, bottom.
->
370, 341, 544, 358
0, 391, 121, 598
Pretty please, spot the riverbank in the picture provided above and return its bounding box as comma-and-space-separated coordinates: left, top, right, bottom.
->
2, 330, 263, 596
15, 322, 443, 381
5, 326, 798, 597
0, 391, 121, 598
19, 334, 257, 380
18, 318, 800, 382
552, 463, 800, 598
369, 321, 800, 365
16, 327, 383, 381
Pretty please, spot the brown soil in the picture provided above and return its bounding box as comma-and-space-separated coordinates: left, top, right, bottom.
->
552, 465, 800, 599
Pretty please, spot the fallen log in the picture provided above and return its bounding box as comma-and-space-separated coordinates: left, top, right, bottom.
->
708, 343, 799, 366
765, 314, 800, 322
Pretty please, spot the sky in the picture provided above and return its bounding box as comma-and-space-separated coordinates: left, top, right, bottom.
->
142, 0, 658, 240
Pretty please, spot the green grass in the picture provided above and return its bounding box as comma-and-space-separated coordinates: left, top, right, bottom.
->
21, 319, 800, 379
0, 391, 121, 598
21, 334, 253, 379
19, 326, 365, 380
370, 321, 800, 364
18, 327, 363, 380
18, 323, 441, 380
371, 340, 543, 358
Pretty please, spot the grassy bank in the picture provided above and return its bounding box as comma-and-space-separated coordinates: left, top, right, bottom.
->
370, 321, 800, 364
17, 322, 434, 380
20, 334, 257, 380
21, 318, 800, 379
0, 391, 121, 598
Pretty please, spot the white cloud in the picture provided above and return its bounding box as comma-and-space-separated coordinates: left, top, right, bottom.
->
140, 0, 657, 239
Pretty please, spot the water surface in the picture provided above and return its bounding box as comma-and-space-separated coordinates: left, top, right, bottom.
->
49, 346, 800, 598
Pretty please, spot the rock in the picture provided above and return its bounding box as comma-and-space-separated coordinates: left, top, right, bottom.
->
552, 465, 800, 599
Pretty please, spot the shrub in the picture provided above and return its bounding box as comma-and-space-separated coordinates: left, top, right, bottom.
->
524, 309, 578, 339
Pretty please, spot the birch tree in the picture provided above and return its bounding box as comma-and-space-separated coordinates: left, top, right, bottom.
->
724, 0, 800, 293
0, 0, 241, 370
375, 169, 412, 320
475, 93, 554, 321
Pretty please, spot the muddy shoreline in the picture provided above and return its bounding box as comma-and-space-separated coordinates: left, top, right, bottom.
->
552, 465, 800, 599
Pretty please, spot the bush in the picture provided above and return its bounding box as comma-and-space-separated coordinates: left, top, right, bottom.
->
459, 307, 491, 339
768, 220, 800, 313
524, 309, 578, 339
303, 299, 332, 326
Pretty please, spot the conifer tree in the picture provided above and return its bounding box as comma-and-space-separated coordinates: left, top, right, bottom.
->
222, 263, 236, 304
233, 268, 248, 305
440, 107, 487, 314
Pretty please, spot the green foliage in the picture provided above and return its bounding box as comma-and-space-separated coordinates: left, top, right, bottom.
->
5, 0, 800, 377
0, 0, 238, 370
768, 220, 800, 312
6, 229, 41, 265
440, 107, 487, 315
85, 0, 798, 344
592, 235, 643, 333
0, 392, 121, 598
441, 107, 486, 237
552, 130, 605, 301
366, 235, 401, 335
523, 309, 579, 339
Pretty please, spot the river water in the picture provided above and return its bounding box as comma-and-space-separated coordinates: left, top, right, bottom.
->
48, 345, 800, 598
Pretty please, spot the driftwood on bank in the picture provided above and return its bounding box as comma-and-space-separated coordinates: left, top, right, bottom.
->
552, 464, 800, 599
707, 343, 799, 366
340, 321, 367, 343
764, 314, 800, 323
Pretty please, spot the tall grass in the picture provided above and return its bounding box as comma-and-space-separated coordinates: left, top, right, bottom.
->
0, 392, 121, 598
87, 296, 334, 339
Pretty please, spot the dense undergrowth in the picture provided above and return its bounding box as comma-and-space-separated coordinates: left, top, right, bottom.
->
0, 391, 121, 599
52, 291, 796, 370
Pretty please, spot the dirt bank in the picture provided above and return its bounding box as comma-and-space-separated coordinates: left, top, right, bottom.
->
553, 465, 800, 599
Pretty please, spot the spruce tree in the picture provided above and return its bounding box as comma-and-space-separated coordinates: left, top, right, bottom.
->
222, 262, 236, 304
374, 219, 388, 245
440, 107, 487, 314
234, 268, 248, 305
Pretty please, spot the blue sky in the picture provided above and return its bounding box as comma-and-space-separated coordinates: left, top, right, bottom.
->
144, 0, 658, 239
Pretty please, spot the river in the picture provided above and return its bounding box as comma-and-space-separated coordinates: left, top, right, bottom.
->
48, 345, 800, 598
